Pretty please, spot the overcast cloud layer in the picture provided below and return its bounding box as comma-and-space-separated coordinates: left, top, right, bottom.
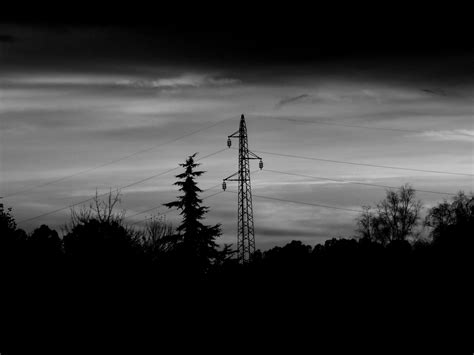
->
1, 24, 473, 249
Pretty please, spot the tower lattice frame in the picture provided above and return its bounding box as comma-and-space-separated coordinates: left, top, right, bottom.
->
223, 114, 263, 264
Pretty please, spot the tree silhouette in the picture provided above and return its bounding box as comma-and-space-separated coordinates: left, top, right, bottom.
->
140, 214, 176, 265
64, 219, 139, 263
65, 189, 125, 232
63, 191, 141, 270
425, 191, 473, 246
356, 184, 422, 245
0, 202, 17, 232
29, 224, 62, 262
164, 153, 221, 275
3, 180, 472, 352
0, 203, 27, 266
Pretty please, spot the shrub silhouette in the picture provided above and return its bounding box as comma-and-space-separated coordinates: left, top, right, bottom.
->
64, 218, 140, 264
0, 203, 28, 268
425, 191, 473, 248
29, 224, 62, 260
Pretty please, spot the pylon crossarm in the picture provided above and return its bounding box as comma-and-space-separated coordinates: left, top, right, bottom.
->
228, 147, 260, 159
223, 172, 239, 181
246, 152, 262, 160
228, 130, 240, 138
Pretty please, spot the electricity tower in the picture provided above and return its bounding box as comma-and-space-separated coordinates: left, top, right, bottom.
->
222, 114, 263, 264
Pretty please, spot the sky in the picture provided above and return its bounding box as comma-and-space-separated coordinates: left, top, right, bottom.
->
1, 14, 473, 249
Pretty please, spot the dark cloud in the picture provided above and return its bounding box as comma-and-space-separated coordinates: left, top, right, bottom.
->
0, 33, 15, 42
276, 94, 310, 108
422, 88, 448, 97
258, 226, 323, 239
92, 124, 177, 142
1, 6, 473, 71
0, 109, 97, 131
2, 14, 472, 242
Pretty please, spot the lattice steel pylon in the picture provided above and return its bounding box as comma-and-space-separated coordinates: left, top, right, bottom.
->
222, 114, 263, 264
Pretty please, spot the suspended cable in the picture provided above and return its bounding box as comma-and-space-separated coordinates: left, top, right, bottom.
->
17, 148, 228, 224
126, 165, 265, 226
3, 117, 233, 199
125, 183, 222, 221
129, 189, 225, 226
264, 169, 457, 196
225, 190, 362, 213
264, 116, 474, 137
251, 149, 474, 177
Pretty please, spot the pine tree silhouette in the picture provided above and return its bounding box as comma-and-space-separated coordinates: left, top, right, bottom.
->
164, 153, 221, 276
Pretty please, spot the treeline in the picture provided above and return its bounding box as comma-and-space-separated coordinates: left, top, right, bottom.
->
0, 155, 472, 353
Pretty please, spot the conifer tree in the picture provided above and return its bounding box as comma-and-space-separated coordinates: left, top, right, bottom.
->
164, 153, 221, 274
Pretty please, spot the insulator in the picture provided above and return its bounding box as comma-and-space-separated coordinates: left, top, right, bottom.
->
222, 181, 227, 191
227, 138, 232, 148
259, 160, 263, 170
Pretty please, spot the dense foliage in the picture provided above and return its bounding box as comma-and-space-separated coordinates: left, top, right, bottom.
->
0, 184, 471, 353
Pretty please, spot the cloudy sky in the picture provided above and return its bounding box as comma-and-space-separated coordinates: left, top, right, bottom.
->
1, 15, 473, 249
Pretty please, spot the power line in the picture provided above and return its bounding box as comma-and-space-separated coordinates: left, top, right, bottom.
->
2, 117, 233, 199
264, 168, 457, 196
201, 190, 226, 201
225, 190, 362, 213
129, 189, 225, 226
127, 205, 169, 222
117, 149, 227, 191
129, 168, 262, 226
251, 149, 474, 177
17, 148, 228, 224
125, 183, 222, 221
265, 116, 474, 137
4, 114, 472, 200
129, 207, 178, 226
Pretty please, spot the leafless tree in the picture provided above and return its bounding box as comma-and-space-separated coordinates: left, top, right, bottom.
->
356, 184, 422, 244
64, 189, 125, 233
140, 215, 176, 260
356, 205, 374, 240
